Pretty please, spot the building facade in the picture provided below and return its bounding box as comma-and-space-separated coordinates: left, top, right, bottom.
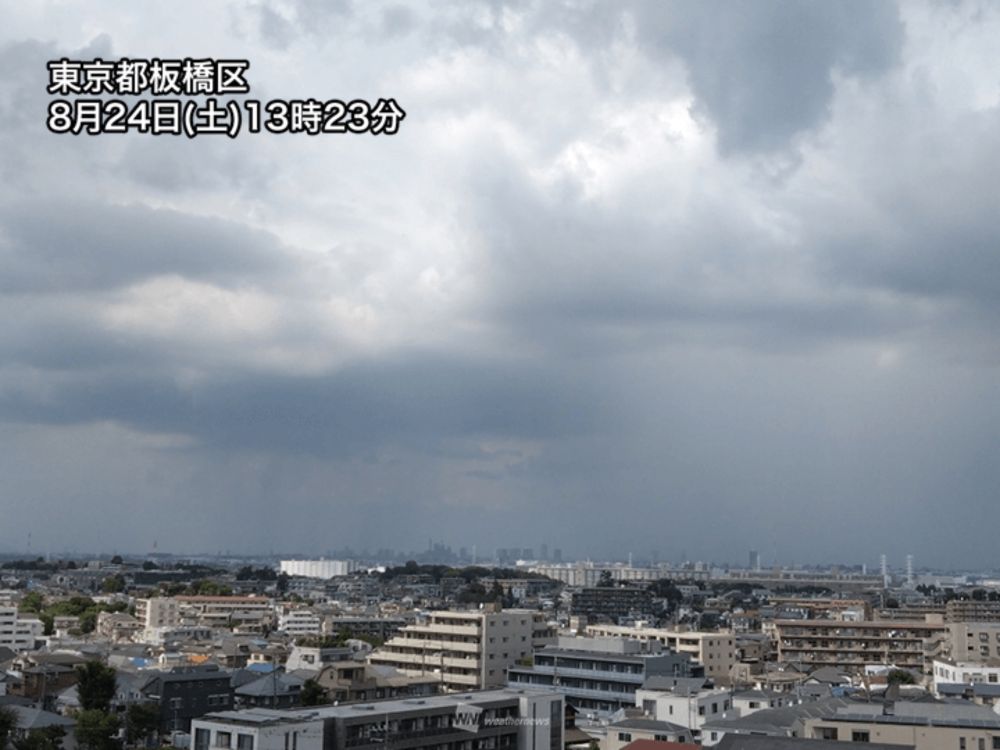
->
585, 625, 735, 684
508, 636, 700, 718
192, 688, 564, 750
774, 617, 947, 675
370, 609, 555, 692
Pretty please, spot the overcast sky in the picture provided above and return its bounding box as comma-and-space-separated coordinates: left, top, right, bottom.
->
0, 1, 998, 569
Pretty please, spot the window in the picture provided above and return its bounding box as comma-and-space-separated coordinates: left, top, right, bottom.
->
195, 730, 210, 750
617, 734, 631, 742
237, 735, 253, 750
215, 732, 231, 748
992, 738, 1000, 749
959, 739, 966, 750
852, 731, 870, 742
698, 706, 705, 716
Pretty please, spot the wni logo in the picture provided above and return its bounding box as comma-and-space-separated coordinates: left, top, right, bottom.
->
453, 706, 484, 733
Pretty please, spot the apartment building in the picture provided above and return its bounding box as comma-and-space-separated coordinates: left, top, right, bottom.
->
932, 659, 1000, 694
948, 621, 1000, 662
176, 596, 275, 633
774, 616, 948, 675
278, 609, 322, 637
947, 600, 1000, 623
95, 610, 142, 642
0, 606, 43, 652
529, 565, 663, 586
801, 701, 1000, 749
765, 597, 872, 621
136, 597, 181, 631
508, 636, 700, 718
585, 624, 735, 683
369, 609, 555, 691
279, 560, 356, 579
191, 687, 564, 750
324, 615, 409, 642
570, 588, 654, 624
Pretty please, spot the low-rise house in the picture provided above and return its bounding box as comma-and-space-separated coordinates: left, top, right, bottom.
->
139, 664, 235, 733
305, 660, 439, 703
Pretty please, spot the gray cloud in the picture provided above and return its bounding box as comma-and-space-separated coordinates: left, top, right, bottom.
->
636, 0, 904, 154
0, 0, 997, 567
0, 199, 289, 293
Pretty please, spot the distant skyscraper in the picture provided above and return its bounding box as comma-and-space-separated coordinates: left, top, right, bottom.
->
906, 554, 914, 588
553, 548, 563, 563
880, 554, 888, 587
749, 550, 761, 571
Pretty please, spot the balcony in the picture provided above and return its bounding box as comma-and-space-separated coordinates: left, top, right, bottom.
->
525, 664, 645, 684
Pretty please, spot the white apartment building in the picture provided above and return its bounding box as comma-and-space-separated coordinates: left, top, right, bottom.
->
136, 597, 181, 629
279, 560, 356, 579
586, 624, 736, 683
932, 658, 1000, 694
278, 609, 322, 637
369, 609, 555, 691
0, 606, 43, 652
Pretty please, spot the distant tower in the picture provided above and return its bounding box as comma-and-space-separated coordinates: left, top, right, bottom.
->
749, 550, 761, 571
906, 554, 914, 588
880, 554, 889, 587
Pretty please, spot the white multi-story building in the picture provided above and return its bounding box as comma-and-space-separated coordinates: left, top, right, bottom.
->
278, 609, 322, 637
136, 597, 181, 629
279, 560, 356, 579
0, 606, 43, 652
932, 658, 1000, 694
370, 609, 555, 691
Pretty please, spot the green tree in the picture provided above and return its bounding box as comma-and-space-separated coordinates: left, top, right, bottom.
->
597, 570, 614, 587
19, 592, 44, 613
75, 662, 117, 713
74, 711, 119, 750
124, 704, 160, 745
13, 726, 65, 750
887, 669, 917, 685
299, 679, 327, 707
101, 576, 125, 594
109, 556, 123, 565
